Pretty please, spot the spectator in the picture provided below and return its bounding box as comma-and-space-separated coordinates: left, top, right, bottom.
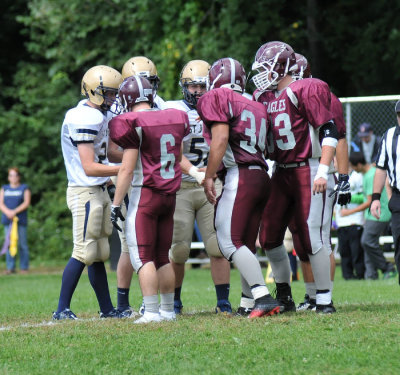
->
351, 123, 380, 164
335, 168, 365, 279
348, 152, 396, 279
0, 167, 31, 275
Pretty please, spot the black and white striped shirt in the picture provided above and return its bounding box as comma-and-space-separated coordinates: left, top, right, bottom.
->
375, 125, 400, 190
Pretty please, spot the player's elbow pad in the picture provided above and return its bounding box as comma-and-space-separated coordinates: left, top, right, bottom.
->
320, 121, 339, 148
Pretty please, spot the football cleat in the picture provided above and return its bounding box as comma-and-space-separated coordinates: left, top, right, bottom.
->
215, 299, 232, 315
235, 306, 253, 317
248, 294, 280, 319
139, 300, 145, 316
316, 302, 336, 314
134, 312, 162, 324
275, 282, 296, 313
174, 300, 183, 314
296, 294, 317, 312
117, 306, 138, 318
99, 307, 121, 318
160, 310, 177, 321
52, 308, 78, 320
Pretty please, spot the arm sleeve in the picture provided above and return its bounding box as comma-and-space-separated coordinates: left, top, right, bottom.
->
109, 115, 140, 150
182, 113, 191, 138
67, 107, 103, 144
299, 80, 333, 129
331, 94, 346, 139
197, 89, 232, 128
375, 132, 388, 169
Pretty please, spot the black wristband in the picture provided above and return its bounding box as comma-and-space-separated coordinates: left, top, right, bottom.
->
371, 193, 381, 202
338, 174, 349, 182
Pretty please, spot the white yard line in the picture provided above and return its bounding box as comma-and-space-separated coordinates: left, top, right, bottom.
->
0, 317, 98, 331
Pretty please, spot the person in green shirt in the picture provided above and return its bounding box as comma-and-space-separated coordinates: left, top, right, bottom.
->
347, 152, 396, 279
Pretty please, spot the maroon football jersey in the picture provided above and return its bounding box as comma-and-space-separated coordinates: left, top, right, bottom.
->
197, 88, 268, 169
331, 93, 346, 139
109, 108, 190, 194
254, 78, 333, 164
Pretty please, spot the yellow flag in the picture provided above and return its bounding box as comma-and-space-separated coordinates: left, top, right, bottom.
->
9, 217, 19, 257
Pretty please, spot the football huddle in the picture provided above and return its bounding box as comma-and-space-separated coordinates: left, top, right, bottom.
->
54, 40, 351, 324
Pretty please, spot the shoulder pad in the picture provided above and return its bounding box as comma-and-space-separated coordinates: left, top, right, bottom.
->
164, 100, 188, 112
65, 104, 104, 127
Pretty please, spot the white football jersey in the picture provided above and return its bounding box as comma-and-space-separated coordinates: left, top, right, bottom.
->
61, 99, 112, 187
154, 94, 166, 109
164, 100, 209, 182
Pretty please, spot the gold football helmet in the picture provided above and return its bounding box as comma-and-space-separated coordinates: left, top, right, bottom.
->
121, 56, 160, 90
179, 60, 210, 106
81, 65, 122, 110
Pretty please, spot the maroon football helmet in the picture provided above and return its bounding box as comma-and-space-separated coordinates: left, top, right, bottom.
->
208, 57, 246, 93
252, 41, 297, 90
293, 53, 312, 80
118, 75, 154, 112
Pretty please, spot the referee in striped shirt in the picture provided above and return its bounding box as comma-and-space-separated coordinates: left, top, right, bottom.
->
371, 99, 400, 284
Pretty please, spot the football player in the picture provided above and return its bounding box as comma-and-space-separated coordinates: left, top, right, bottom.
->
252, 41, 338, 313
109, 56, 166, 317
53, 65, 122, 320
121, 56, 166, 109
197, 57, 280, 318
165, 60, 232, 314
109, 75, 190, 323
292, 53, 351, 311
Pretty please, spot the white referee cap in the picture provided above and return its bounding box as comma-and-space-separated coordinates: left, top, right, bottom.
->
395, 100, 400, 113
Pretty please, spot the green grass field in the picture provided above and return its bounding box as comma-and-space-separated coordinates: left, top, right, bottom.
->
1, 263, 399, 375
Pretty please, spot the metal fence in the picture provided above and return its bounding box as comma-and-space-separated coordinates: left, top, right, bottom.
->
340, 95, 400, 144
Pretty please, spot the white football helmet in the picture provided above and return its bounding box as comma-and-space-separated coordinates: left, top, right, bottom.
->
121, 56, 160, 91
81, 65, 122, 112
179, 60, 210, 106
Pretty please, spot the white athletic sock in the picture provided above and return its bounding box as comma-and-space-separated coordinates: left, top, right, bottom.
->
240, 296, 255, 309
316, 290, 332, 305
251, 285, 270, 300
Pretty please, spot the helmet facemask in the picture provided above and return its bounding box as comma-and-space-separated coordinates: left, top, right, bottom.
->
98, 87, 119, 114
252, 57, 285, 91
251, 42, 297, 91
179, 60, 210, 107
180, 78, 207, 107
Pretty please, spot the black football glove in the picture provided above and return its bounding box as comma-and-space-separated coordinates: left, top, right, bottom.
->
110, 205, 125, 232
107, 184, 116, 201
329, 174, 351, 206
